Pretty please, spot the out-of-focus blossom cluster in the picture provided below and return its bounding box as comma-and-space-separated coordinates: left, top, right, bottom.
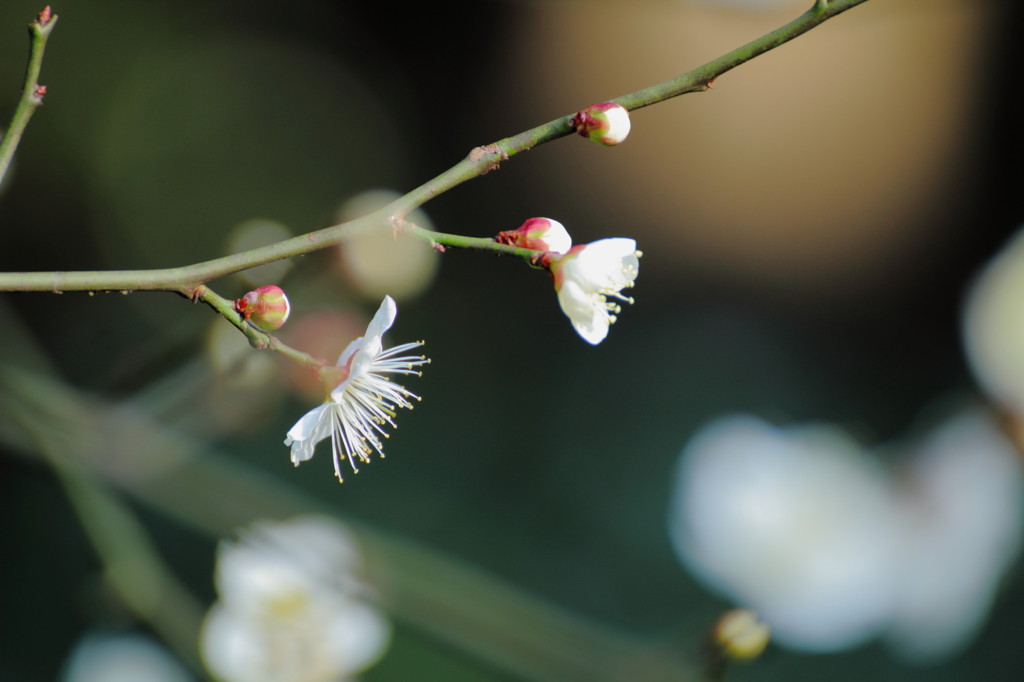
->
200, 516, 390, 682
669, 408, 1023, 661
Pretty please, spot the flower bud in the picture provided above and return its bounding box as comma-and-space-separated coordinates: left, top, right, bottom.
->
572, 102, 631, 146
712, 609, 771, 661
494, 217, 572, 254
234, 285, 291, 331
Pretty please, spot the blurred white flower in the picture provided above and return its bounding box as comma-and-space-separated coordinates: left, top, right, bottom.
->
200, 516, 390, 682
549, 238, 641, 344
62, 632, 192, 682
669, 415, 900, 651
285, 295, 428, 482
964, 226, 1024, 415
669, 408, 1024, 660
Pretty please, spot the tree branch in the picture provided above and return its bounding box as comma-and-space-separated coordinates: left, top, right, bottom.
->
0, 0, 872, 293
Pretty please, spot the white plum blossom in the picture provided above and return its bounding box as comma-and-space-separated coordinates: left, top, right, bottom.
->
285, 295, 428, 482
200, 516, 390, 682
549, 238, 641, 344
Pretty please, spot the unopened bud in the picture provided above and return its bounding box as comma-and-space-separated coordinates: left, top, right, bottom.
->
712, 609, 770, 661
234, 285, 291, 331
571, 102, 631, 146
494, 217, 572, 254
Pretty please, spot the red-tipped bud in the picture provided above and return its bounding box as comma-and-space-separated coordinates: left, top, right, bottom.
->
494, 217, 572, 254
571, 102, 631, 146
37, 6, 52, 26
234, 285, 291, 331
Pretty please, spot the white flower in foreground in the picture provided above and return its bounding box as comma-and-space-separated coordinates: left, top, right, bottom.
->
285, 295, 428, 482
549, 238, 641, 344
200, 516, 390, 682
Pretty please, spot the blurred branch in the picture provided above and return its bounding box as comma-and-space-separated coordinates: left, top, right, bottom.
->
0, 7, 57, 186
0, 0, 872, 294
0, 366, 696, 682
5, 393, 208, 677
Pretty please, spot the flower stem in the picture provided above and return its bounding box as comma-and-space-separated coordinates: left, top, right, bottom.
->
0, 8, 57, 186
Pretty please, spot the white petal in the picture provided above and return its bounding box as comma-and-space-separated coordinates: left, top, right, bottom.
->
556, 279, 609, 344
323, 597, 392, 674
200, 604, 267, 682
564, 238, 638, 292
540, 219, 572, 254
601, 106, 632, 144
284, 404, 332, 464
335, 336, 365, 368
364, 295, 398, 340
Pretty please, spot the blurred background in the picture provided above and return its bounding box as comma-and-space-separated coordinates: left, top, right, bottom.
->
2, 0, 1023, 680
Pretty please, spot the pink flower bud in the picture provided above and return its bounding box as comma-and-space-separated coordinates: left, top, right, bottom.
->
571, 102, 631, 146
494, 217, 572, 254
234, 285, 291, 331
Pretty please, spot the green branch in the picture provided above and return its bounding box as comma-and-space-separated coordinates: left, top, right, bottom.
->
0, 7, 57, 186
0, 0, 872, 294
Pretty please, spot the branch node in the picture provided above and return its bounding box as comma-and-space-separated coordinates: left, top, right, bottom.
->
468, 144, 505, 174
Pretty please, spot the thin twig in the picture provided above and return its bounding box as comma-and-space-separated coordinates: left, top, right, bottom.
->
0, 7, 57, 185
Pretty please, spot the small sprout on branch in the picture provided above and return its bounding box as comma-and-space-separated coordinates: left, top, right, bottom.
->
494, 217, 572, 255
233, 285, 291, 331
36, 6, 53, 27
571, 102, 631, 146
